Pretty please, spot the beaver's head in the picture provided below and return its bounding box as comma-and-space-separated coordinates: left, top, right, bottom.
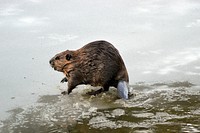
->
49, 50, 75, 72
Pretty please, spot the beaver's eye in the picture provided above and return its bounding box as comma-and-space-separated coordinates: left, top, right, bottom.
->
55, 56, 60, 60
66, 54, 72, 60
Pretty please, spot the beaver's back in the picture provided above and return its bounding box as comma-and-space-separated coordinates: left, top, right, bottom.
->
75, 40, 129, 87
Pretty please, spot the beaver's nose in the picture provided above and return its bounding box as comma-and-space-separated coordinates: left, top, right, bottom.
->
49, 59, 54, 65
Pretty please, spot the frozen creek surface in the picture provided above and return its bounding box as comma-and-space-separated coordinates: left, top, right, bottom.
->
0, 81, 199, 133
1, 0, 200, 132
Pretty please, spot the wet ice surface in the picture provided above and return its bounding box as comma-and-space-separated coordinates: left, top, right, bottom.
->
1, 0, 200, 132
1, 82, 200, 133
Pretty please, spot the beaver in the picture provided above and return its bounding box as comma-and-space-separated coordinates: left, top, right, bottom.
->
49, 40, 129, 99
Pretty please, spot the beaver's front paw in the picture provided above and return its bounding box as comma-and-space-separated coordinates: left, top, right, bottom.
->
60, 77, 68, 83
61, 91, 67, 95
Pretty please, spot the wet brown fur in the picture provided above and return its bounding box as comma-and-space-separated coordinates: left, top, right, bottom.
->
50, 40, 129, 94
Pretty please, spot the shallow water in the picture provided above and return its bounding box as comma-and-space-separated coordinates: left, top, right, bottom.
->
1, 0, 200, 132
1, 82, 200, 133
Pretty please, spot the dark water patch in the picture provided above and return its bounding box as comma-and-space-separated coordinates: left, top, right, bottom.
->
151, 83, 168, 87
11, 97, 15, 100
151, 81, 195, 88
72, 125, 132, 133
37, 95, 60, 104
152, 123, 182, 133
131, 84, 153, 91
0, 83, 200, 133
167, 81, 195, 88
168, 116, 200, 125
6, 108, 24, 115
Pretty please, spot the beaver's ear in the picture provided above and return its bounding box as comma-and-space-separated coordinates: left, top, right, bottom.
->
66, 54, 72, 60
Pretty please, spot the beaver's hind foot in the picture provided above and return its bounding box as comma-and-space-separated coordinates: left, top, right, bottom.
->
86, 88, 104, 96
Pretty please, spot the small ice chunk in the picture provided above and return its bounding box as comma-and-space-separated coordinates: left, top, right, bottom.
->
88, 107, 97, 113
112, 109, 125, 117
